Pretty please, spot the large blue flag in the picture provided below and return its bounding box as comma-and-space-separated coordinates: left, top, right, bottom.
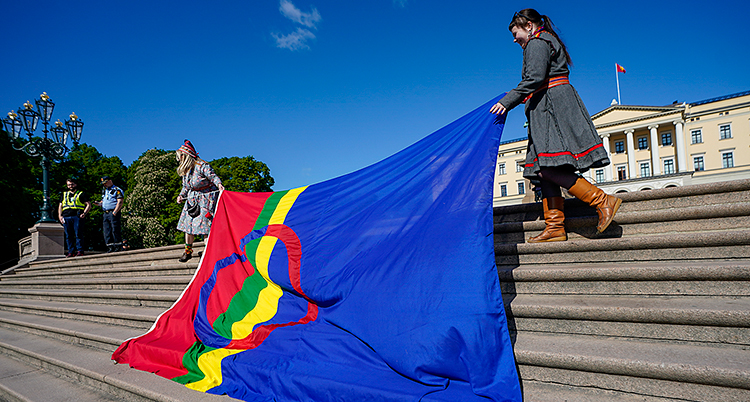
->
113, 95, 522, 401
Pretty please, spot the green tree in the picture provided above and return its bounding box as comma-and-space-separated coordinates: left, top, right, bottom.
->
123, 149, 181, 249
0, 133, 41, 268
53, 144, 127, 251
0, 132, 127, 266
210, 156, 274, 193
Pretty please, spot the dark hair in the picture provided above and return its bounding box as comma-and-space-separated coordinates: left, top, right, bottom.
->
509, 8, 572, 66
66, 177, 77, 184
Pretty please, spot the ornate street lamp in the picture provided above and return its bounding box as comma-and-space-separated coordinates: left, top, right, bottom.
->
2, 92, 83, 223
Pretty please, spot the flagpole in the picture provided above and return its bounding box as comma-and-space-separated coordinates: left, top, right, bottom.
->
615, 63, 621, 105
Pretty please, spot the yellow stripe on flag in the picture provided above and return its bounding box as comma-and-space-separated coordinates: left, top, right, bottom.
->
230, 235, 282, 338
230, 187, 307, 338
188, 186, 309, 393
269, 186, 307, 224
185, 348, 242, 392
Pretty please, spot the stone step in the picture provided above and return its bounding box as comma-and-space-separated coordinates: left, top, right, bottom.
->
16, 242, 205, 274
493, 179, 750, 224
0, 353, 123, 402
35, 254, 199, 271
2, 262, 198, 281
0, 289, 180, 308
0, 298, 162, 330
0, 308, 143, 351
514, 332, 750, 401
495, 230, 750, 265
495, 203, 750, 243
0, 275, 192, 291
0, 326, 233, 402
519, 380, 685, 401
497, 260, 750, 296
505, 294, 750, 346
494, 189, 750, 223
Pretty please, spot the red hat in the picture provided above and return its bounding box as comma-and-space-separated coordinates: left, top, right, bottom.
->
179, 139, 198, 158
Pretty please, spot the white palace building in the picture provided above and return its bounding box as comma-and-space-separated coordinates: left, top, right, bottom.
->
494, 90, 750, 206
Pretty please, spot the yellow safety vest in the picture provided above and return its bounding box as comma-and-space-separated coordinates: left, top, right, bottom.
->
62, 191, 85, 211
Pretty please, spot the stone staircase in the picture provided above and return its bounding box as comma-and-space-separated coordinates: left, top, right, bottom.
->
0, 179, 748, 401
0, 243, 233, 402
495, 178, 750, 401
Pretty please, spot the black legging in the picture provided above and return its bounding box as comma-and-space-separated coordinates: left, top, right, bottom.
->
537, 167, 579, 198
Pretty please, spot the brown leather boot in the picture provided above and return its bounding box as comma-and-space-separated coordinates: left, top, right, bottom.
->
568, 178, 622, 233
528, 197, 567, 243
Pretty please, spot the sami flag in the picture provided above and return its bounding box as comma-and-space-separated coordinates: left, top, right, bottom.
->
616, 63, 626, 73
112, 95, 522, 402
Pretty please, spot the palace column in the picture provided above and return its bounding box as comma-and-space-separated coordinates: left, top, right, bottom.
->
625, 129, 637, 179
674, 120, 687, 172
649, 125, 661, 175
600, 133, 613, 181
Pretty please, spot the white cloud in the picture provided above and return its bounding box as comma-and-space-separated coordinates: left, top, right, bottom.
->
273, 27, 316, 51
279, 0, 321, 29
274, 1, 321, 51
393, 0, 408, 8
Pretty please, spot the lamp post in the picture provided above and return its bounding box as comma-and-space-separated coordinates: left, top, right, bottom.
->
3, 92, 84, 223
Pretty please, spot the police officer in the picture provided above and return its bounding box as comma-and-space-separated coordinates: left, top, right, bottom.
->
94, 176, 124, 253
58, 178, 91, 257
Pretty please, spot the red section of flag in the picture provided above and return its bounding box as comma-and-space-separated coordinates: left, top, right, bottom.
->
616, 63, 626, 73
111, 191, 274, 378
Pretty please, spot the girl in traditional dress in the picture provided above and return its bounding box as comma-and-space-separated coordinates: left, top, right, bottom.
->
490, 8, 622, 242
176, 140, 224, 262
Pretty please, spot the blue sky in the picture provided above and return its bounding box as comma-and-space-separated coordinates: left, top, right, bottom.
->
3, 0, 749, 191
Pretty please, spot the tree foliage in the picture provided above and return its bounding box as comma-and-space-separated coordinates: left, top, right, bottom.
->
0, 133, 40, 268
211, 156, 275, 193
0, 133, 127, 267
122, 149, 181, 249
53, 144, 127, 251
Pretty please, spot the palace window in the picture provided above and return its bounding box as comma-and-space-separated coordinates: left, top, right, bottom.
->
722, 151, 734, 168
517, 181, 525, 195
693, 156, 705, 171
638, 136, 648, 150
720, 124, 732, 140
595, 169, 605, 183
661, 132, 672, 146
640, 162, 651, 177
614, 141, 625, 153
691, 129, 703, 144
516, 161, 524, 173
663, 159, 675, 175
498, 163, 506, 175
617, 166, 627, 180
499, 184, 507, 197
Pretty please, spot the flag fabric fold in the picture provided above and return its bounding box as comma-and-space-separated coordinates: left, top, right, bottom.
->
112, 94, 522, 402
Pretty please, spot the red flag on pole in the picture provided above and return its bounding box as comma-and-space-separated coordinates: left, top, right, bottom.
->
616, 63, 626, 73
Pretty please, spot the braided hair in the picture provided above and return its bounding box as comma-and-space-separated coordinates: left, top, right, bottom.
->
509, 8, 572, 67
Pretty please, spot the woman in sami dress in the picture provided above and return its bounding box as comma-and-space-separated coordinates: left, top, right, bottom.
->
490, 8, 622, 243
176, 140, 224, 262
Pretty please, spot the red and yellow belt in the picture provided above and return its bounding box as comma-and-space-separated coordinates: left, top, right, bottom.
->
522, 75, 569, 103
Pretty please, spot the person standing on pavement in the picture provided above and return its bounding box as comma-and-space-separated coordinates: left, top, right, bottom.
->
94, 176, 125, 252
58, 178, 92, 257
